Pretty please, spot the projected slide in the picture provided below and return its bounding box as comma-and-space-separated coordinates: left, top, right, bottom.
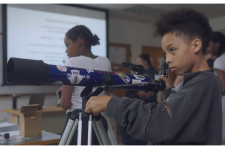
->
7, 5, 106, 66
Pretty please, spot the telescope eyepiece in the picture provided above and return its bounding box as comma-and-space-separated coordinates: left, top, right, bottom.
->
123, 62, 144, 75
122, 62, 131, 68
160, 57, 168, 78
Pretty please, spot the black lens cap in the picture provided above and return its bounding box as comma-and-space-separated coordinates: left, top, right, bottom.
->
4, 133, 9, 139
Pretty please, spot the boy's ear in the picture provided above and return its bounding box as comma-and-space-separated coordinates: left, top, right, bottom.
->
192, 39, 201, 53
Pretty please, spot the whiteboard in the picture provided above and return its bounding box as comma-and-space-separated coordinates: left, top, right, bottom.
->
0, 5, 60, 94
0, 32, 60, 94
0, 4, 107, 95
0, 5, 61, 94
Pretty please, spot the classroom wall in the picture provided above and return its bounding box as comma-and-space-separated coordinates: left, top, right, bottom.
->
209, 15, 225, 31
108, 18, 161, 64
108, 17, 225, 64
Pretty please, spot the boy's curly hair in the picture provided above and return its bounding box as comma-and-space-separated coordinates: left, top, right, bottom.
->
154, 7, 213, 54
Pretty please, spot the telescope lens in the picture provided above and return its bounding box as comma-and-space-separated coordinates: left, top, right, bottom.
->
6, 58, 49, 85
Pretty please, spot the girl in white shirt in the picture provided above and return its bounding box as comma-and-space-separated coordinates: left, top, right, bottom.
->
56, 25, 111, 145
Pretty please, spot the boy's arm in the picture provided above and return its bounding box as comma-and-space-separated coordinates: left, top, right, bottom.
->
106, 93, 191, 143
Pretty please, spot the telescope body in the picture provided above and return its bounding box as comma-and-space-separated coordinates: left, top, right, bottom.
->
7, 58, 164, 92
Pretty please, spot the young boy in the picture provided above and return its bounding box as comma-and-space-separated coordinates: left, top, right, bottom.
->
85, 8, 223, 145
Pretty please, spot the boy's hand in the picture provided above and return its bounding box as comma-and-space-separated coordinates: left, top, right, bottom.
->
158, 76, 173, 89
85, 95, 112, 116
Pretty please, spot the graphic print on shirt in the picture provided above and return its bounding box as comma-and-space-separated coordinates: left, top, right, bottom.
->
67, 69, 85, 84
56, 66, 67, 72
115, 72, 130, 84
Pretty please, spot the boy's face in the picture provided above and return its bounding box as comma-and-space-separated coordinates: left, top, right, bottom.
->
161, 32, 197, 76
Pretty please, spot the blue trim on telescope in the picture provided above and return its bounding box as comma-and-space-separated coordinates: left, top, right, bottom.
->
46, 65, 153, 91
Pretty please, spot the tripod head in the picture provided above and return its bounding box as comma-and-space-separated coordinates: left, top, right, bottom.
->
122, 62, 144, 75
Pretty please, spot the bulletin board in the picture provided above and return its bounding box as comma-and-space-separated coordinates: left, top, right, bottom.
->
109, 43, 131, 74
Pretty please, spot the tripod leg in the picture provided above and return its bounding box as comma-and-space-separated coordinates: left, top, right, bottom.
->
92, 115, 110, 145
87, 114, 92, 145
102, 112, 118, 145
59, 118, 75, 145
65, 119, 78, 145
77, 112, 82, 145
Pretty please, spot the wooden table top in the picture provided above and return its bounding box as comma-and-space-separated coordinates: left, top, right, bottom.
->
2, 106, 66, 116
16, 139, 60, 145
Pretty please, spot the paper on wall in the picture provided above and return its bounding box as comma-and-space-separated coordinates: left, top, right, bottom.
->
109, 46, 126, 64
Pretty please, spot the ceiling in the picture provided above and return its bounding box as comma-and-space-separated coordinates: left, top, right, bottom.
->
81, 4, 225, 24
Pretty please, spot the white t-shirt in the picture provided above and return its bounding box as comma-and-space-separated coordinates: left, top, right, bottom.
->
64, 56, 112, 114
214, 53, 225, 100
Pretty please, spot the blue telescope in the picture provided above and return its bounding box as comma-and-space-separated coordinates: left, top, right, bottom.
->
6, 57, 168, 93
6, 57, 169, 146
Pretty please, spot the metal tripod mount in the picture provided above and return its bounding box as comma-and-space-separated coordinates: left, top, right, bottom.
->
122, 62, 144, 75
59, 74, 117, 145
122, 59, 167, 93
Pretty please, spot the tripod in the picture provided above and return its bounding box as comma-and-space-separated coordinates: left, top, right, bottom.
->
59, 75, 118, 145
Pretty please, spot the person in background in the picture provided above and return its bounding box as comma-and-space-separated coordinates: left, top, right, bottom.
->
56, 25, 111, 145
136, 54, 159, 104
119, 54, 158, 145
208, 31, 225, 139
207, 59, 214, 72
205, 41, 216, 60
124, 54, 159, 104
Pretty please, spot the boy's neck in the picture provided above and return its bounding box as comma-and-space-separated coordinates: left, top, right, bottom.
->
191, 55, 210, 73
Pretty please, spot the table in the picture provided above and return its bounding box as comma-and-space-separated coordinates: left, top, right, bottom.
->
4, 132, 60, 145
2, 106, 67, 134
0, 124, 60, 145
